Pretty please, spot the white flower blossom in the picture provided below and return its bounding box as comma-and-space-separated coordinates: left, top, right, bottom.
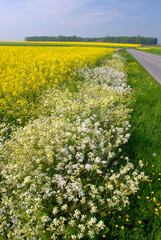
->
0, 53, 148, 239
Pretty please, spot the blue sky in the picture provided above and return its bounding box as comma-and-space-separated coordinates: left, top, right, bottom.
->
0, 0, 161, 43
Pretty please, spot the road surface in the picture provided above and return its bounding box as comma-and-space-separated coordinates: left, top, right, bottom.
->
126, 49, 161, 84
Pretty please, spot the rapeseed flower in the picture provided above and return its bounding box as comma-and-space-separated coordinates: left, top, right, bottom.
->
0, 46, 113, 121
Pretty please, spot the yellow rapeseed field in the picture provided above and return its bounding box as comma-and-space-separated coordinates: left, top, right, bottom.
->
47, 42, 141, 48
0, 46, 114, 121
0, 41, 142, 48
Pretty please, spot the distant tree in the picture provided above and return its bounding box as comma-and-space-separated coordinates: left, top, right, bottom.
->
25, 36, 158, 45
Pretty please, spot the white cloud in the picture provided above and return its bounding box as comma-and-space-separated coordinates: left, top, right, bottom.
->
23, 0, 93, 17
0, 0, 143, 23
117, 0, 142, 11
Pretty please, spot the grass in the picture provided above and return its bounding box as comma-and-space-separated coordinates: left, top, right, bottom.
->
114, 49, 161, 239
120, 49, 161, 170
139, 48, 161, 56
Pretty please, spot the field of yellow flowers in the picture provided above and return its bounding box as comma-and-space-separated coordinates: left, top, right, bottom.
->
0, 46, 113, 123
0, 41, 141, 48
26, 42, 142, 48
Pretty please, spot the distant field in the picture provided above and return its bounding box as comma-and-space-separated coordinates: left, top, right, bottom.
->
138, 46, 161, 55
0, 41, 141, 48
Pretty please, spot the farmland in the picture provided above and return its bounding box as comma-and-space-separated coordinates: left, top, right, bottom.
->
0, 41, 141, 48
0, 45, 161, 239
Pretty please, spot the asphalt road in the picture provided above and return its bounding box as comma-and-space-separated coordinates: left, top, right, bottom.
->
126, 49, 161, 84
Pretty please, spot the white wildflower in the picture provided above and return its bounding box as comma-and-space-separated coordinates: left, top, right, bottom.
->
73, 209, 81, 219
61, 204, 68, 211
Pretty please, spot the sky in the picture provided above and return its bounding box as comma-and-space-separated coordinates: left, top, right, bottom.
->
0, 0, 161, 43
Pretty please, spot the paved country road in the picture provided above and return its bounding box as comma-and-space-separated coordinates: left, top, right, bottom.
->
126, 49, 161, 84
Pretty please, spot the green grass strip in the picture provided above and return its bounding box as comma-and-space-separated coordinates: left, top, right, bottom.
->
120, 49, 161, 168
139, 49, 161, 56
117, 49, 161, 239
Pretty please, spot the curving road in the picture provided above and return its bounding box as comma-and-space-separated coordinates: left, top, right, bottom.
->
126, 49, 161, 84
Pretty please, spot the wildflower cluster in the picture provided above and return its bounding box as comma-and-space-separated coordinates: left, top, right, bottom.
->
0, 54, 147, 239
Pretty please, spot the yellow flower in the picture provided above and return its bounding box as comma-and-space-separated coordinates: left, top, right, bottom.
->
142, 178, 147, 181
102, 235, 106, 238
138, 220, 142, 224
0, 46, 113, 121
146, 196, 150, 199
115, 225, 118, 228
126, 218, 130, 222
137, 196, 141, 199
153, 197, 157, 202
118, 216, 122, 219
121, 226, 125, 230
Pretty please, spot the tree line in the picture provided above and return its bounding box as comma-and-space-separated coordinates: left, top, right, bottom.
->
25, 35, 158, 45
